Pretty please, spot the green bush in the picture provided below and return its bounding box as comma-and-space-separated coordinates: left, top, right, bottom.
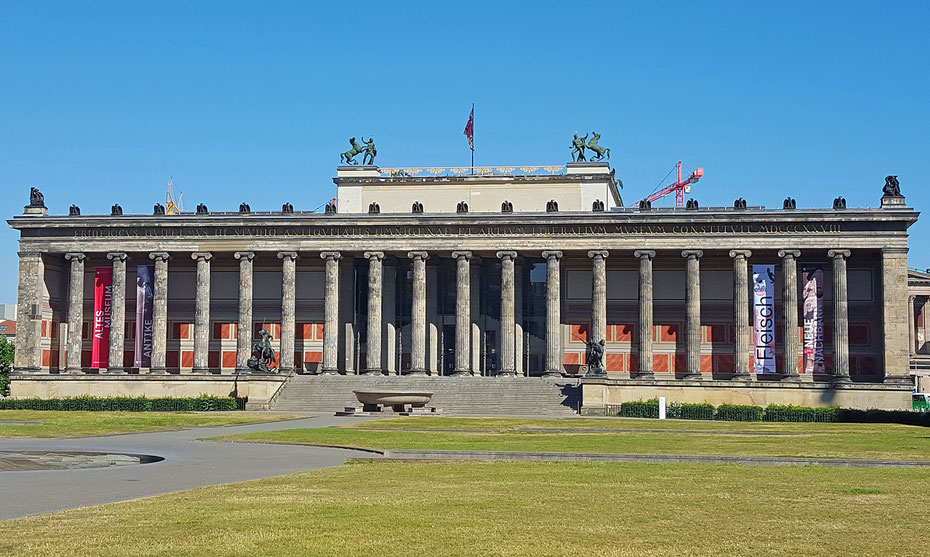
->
620, 398, 660, 419
0, 395, 240, 412
0, 335, 13, 397
668, 402, 715, 420
763, 404, 839, 422
836, 408, 930, 427
715, 403, 763, 421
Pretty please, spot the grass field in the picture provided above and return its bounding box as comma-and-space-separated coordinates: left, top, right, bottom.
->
1, 459, 927, 556
213, 417, 930, 461
0, 410, 298, 438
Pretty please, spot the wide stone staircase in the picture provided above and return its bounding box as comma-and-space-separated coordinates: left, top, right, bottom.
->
269, 375, 581, 416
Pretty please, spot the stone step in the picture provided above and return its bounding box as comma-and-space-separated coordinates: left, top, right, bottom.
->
270, 375, 581, 416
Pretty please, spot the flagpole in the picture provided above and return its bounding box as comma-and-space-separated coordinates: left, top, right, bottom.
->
470, 103, 475, 175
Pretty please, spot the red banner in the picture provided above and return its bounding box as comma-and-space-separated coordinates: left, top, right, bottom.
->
91, 267, 113, 368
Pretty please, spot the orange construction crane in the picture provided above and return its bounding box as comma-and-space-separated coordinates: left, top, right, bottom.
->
629, 161, 703, 207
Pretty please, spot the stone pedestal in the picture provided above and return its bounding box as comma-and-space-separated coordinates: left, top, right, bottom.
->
13, 252, 44, 374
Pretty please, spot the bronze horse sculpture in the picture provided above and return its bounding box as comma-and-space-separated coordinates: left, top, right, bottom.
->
586, 132, 610, 161
247, 327, 277, 373
340, 137, 364, 165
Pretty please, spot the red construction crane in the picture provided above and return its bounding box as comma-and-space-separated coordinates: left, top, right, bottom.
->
629, 161, 703, 207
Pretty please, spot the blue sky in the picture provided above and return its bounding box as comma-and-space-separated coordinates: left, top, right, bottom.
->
2, 1, 929, 302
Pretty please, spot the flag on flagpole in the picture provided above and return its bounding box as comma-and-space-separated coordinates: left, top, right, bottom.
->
463, 105, 474, 151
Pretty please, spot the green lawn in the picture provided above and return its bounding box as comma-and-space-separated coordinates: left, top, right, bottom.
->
213, 417, 930, 461
1, 459, 927, 556
0, 410, 299, 438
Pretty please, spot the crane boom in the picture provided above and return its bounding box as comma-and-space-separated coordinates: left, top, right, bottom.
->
629, 161, 704, 207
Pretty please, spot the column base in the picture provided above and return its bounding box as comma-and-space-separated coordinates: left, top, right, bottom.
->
104, 367, 127, 375
632, 370, 654, 380
148, 367, 167, 375
62, 367, 83, 375
12, 366, 42, 374
496, 370, 517, 377
832, 374, 852, 385
361, 368, 385, 376
191, 367, 212, 374
781, 373, 801, 382
450, 370, 474, 377
235, 368, 251, 375
541, 371, 562, 378
681, 373, 703, 381
403, 368, 429, 376
320, 368, 340, 375
730, 372, 752, 381
278, 367, 294, 375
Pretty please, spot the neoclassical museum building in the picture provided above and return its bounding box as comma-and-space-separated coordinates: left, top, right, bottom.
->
8, 162, 920, 410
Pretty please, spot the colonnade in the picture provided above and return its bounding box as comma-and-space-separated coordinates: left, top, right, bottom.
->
22, 248, 862, 380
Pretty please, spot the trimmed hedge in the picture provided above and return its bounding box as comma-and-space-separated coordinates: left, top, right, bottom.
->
0, 395, 241, 412
715, 403, 764, 421
668, 402, 715, 420
836, 408, 930, 427
764, 404, 838, 423
619, 399, 660, 419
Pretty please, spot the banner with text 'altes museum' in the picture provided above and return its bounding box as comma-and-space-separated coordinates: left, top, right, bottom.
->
134, 266, 154, 368
752, 265, 776, 373
91, 267, 113, 368
802, 266, 825, 373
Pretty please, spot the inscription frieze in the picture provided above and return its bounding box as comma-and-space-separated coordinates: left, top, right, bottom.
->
47, 222, 855, 240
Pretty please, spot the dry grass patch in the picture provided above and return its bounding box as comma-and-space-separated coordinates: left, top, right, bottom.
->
0, 460, 927, 556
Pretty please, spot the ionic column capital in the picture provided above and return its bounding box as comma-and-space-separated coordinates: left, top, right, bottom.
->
634, 250, 656, 261
364, 251, 385, 261
407, 251, 429, 261
191, 252, 212, 261
452, 251, 472, 261
234, 251, 255, 261
827, 249, 851, 260
777, 249, 801, 259
149, 252, 170, 262
728, 249, 751, 260
587, 250, 609, 260
496, 251, 517, 261
542, 250, 562, 261
106, 252, 128, 262
320, 251, 342, 261
277, 251, 298, 261
681, 250, 703, 260
64, 252, 86, 262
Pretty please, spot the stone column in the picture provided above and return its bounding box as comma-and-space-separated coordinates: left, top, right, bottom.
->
278, 252, 298, 374
682, 250, 703, 379
149, 252, 169, 374
321, 252, 341, 374
881, 248, 910, 380
63, 252, 86, 374
729, 250, 752, 379
106, 252, 128, 374
588, 251, 609, 351
363, 251, 384, 374
234, 252, 254, 372
779, 250, 801, 380
452, 251, 472, 375
497, 251, 517, 376
909, 295, 917, 356
542, 250, 563, 377
828, 249, 851, 383
14, 252, 44, 373
514, 261, 525, 376
634, 250, 656, 379
191, 252, 212, 374
406, 252, 429, 375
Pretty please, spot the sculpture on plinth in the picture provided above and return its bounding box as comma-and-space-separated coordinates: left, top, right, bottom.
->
340, 137, 364, 165
883, 175, 902, 197
584, 339, 607, 377
247, 328, 277, 373
361, 137, 377, 166
29, 187, 45, 208
586, 132, 611, 161
570, 133, 588, 162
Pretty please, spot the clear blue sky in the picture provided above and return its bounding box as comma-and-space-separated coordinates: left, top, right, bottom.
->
2, 1, 929, 303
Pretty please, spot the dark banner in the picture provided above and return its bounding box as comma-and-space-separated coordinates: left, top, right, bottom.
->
134, 265, 154, 368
